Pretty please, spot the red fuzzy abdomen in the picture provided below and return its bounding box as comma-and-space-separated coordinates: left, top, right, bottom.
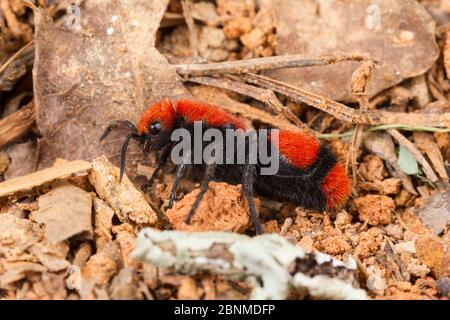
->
269, 129, 350, 210
270, 130, 320, 168
321, 163, 351, 209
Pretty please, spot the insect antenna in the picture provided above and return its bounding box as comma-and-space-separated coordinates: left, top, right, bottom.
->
100, 120, 141, 182
100, 120, 138, 141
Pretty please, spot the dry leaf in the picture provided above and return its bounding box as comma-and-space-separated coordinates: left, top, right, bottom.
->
31, 182, 93, 243
416, 185, 450, 235
33, 1, 188, 176
268, 0, 439, 102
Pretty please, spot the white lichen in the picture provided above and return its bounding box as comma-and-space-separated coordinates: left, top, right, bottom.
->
131, 228, 367, 300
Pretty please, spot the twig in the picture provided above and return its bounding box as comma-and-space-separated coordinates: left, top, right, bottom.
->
0, 160, 91, 198
175, 53, 368, 77
349, 61, 375, 189
241, 73, 450, 128
241, 72, 364, 123
181, 0, 199, 57
387, 129, 439, 182
0, 102, 36, 149
0, 41, 34, 75
185, 75, 315, 134
192, 85, 307, 134
279, 217, 293, 236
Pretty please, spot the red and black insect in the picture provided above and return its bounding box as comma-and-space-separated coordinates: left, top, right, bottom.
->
101, 99, 350, 234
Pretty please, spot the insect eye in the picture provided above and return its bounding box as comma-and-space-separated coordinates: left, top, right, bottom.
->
149, 122, 161, 135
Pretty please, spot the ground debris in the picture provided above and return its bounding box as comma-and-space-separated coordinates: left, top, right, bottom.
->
89, 156, 158, 226
415, 185, 450, 235
166, 182, 252, 232
30, 181, 93, 243
354, 195, 395, 226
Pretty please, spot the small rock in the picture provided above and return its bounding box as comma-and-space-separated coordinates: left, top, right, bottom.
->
166, 182, 254, 233
334, 211, 353, 228
384, 224, 404, 240
415, 235, 450, 278
354, 228, 383, 259
82, 252, 117, 286
166, 182, 259, 233
318, 234, 351, 255
240, 28, 266, 50
394, 241, 416, 254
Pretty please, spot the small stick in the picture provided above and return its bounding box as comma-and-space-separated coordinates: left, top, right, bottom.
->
279, 217, 293, 236
0, 41, 34, 75
185, 75, 315, 134
0, 101, 36, 149
242, 72, 362, 124
241, 73, 450, 128
181, 0, 199, 57
387, 129, 439, 182
175, 53, 368, 77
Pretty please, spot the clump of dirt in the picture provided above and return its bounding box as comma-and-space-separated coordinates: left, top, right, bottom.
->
166, 181, 254, 233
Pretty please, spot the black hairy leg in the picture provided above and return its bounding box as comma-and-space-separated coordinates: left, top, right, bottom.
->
146, 144, 173, 188
185, 164, 216, 224
242, 162, 264, 234
168, 161, 188, 209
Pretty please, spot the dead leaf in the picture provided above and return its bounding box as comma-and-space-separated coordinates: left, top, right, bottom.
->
416, 185, 450, 235
31, 181, 93, 243
268, 0, 439, 102
33, 1, 188, 176
363, 132, 417, 195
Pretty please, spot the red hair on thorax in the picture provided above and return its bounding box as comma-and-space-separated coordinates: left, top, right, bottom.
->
175, 99, 246, 130
138, 100, 176, 134
138, 99, 246, 134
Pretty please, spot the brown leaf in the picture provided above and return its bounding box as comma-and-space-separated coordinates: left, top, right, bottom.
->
268, 0, 439, 102
33, 1, 188, 175
31, 181, 93, 243
416, 185, 450, 235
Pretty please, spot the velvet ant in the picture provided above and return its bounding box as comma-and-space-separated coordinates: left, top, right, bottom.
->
101, 99, 350, 234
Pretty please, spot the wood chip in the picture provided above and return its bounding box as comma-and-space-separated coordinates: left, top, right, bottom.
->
93, 198, 114, 250
88, 156, 158, 226
0, 160, 91, 198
